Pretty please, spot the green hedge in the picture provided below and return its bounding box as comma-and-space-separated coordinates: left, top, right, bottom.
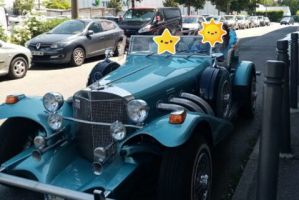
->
256, 10, 284, 22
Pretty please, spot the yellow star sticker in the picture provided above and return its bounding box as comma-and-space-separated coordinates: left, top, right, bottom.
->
198, 18, 227, 47
153, 29, 180, 54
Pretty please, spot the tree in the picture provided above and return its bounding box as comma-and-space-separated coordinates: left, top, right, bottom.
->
210, 0, 231, 13
163, 0, 178, 7
175, 0, 205, 15
13, 0, 34, 15
107, 0, 122, 14
281, 0, 299, 15
44, 0, 71, 9
129, 0, 142, 8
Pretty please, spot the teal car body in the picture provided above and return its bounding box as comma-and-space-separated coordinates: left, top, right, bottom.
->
0, 36, 255, 200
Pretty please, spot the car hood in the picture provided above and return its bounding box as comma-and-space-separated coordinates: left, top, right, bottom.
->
98, 55, 211, 99
1, 42, 30, 53
29, 33, 78, 44
183, 23, 200, 29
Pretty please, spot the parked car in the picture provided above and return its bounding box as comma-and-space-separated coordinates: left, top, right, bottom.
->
119, 7, 182, 38
205, 15, 225, 22
25, 19, 125, 66
236, 15, 249, 29
264, 17, 270, 26
257, 16, 265, 26
0, 35, 256, 200
280, 16, 295, 25
224, 15, 237, 29
0, 40, 31, 79
182, 15, 205, 35
95, 15, 120, 24
248, 16, 260, 28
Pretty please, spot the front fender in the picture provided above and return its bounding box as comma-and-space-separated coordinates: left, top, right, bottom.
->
122, 112, 233, 148
234, 61, 255, 86
0, 96, 72, 134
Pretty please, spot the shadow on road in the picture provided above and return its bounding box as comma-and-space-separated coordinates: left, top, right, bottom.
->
29, 55, 106, 71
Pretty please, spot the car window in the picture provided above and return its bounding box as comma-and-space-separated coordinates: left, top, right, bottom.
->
101, 21, 116, 31
164, 9, 181, 20
88, 22, 102, 33
50, 20, 86, 34
123, 9, 155, 22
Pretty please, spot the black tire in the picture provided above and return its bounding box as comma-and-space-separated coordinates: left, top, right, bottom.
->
214, 72, 232, 119
86, 60, 120, 86
70, 47, 85, 66
0, 118, 40, 164
157, 136, 212, 200
9, 56, 28, 79
114, 39, 125, 57
240, 73, 256, 118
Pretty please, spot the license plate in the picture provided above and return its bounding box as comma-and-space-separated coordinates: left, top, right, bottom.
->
32, 51, 44, 56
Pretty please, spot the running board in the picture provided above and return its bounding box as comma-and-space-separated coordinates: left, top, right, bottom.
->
0, 172, 113, 200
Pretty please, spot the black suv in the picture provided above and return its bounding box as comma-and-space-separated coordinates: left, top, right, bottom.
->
119, 7, 182, 38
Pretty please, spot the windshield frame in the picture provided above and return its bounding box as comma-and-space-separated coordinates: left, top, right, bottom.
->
128, 35, 212, 57
182, 17, 198, 23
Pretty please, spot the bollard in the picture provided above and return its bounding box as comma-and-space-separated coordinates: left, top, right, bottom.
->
276, 40, 291, 154
290, 33, 298, 108
257, 60, 285, 200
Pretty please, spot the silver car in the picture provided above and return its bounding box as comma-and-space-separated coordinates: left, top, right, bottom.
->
0, 40, 31, 79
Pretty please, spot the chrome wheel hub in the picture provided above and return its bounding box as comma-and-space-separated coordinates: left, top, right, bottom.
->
73, 49, 84, 65
13, 60, 26, 76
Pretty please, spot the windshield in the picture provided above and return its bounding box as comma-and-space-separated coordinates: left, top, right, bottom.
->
129, 36, 211, 56
183, 17, 197, 23
123, 9, 155, 22
258, 16, 263, 19
50, 20, 86, 34
237, 16, 244, 20
282, 17, 291, 20
224, 16, 234, 20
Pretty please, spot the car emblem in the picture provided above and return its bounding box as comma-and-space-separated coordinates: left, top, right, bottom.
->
36, 43, 41, 50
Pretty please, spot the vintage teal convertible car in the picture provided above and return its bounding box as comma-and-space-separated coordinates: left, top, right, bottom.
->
0, 36, 256, 200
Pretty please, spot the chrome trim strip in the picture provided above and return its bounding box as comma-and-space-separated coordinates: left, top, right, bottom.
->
63, 116, 143, 129
0, 172, 94, 200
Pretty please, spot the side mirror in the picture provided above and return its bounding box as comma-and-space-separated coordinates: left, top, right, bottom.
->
105, 49, 114, 60
87, 30, 94, 36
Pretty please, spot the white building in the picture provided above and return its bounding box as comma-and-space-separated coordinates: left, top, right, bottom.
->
256, 4, 291, 16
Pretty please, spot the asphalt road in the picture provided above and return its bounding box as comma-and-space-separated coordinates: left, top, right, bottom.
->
0, 23, 298, 200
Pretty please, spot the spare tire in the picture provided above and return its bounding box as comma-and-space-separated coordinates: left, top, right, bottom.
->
86, 59, 120, 86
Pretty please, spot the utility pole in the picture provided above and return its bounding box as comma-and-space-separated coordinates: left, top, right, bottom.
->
71, 0, 79, 19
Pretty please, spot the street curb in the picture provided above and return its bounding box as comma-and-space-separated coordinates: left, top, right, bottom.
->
232, 141, 259, 200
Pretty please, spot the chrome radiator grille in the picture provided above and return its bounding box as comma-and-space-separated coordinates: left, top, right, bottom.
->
73, 90, 128, 161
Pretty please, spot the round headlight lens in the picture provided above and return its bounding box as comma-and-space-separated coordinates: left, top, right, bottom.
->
127, 99, 149, 123
33, 135, 46, 149
110, 121, 126, 141
43, 92, 64, 112
94, 147, 106, 162
48, 113, 63, 130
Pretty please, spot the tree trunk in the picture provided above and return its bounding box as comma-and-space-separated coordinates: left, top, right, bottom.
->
71, 0, 78, 19
131, 0, 135, 8
187, 2, 191, 15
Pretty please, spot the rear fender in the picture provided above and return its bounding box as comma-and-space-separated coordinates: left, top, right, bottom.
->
0, 96, 72, 134
233, 61, 255, 86
122, 112, 233, 148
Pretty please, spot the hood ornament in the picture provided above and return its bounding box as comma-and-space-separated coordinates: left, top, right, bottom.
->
36, 43, 41, 50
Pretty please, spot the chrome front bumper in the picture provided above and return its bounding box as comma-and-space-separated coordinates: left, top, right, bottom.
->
0, 172, 113, 200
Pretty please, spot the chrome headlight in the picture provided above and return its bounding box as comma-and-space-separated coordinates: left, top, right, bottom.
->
110, 121, 126, 141
43, 92, 64, 112
33, 135, 46, 149
48, 113, 63, 130
127, 99, 149, 123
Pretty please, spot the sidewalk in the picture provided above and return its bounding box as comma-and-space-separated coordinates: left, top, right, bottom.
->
232, 111, 299, 200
